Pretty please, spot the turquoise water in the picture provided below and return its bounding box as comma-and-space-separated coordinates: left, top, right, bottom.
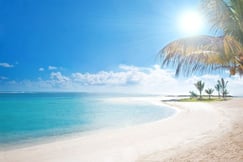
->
0, 93, 175, 146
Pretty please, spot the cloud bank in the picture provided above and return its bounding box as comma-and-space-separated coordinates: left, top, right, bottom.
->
1, 64, 242, 96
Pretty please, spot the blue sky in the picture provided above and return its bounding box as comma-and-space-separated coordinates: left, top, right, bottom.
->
0, 0, 242, 95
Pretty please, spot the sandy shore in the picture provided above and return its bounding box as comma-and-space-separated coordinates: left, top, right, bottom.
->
1, 97, 243, 162
138, 98, 243, 162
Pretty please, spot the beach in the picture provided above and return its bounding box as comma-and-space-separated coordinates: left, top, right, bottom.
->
1, 97, 243, 162
138, 98, 243, 162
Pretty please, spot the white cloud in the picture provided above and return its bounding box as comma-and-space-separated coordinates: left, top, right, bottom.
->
70, 65, 243, 95
118, 64, 141, 71
225, 77, 243, 96
48, 66, 57, 70
50, 72, 71, 88
51, 72, 69, 81
0, 64, 242, 96
0, 62, 14, 68
71, 68, 144, 86
39, 67, 45, 71
0, 76, 8, 80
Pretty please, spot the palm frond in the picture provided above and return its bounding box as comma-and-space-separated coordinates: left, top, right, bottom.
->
160, 35, 242, 76
159, 0, 243, 76
231, 0, 243, 43
200, 0, 243, 43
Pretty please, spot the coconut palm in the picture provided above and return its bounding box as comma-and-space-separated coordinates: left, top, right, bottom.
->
189, 91, 198, 98
205, 88, 214, 99
215, 84, 221, 98
194, 80, 205, 99
217, 78, 229, 98
223, 89, 229, 98
160, 0, 243, 76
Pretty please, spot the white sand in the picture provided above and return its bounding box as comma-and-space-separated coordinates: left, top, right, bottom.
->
138, 98, 243, 162
1, 97, 242, 162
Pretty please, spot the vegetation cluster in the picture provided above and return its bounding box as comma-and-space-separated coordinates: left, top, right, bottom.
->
188, 78, 229, 101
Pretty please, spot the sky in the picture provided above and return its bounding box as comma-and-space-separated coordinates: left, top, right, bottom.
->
0, 0, 242, 95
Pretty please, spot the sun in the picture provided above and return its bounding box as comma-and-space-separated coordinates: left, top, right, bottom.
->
179, 10, 204, 36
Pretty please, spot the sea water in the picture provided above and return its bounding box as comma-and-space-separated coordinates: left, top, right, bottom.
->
0, 93, 175, 146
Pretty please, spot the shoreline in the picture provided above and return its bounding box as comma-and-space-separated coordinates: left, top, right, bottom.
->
138, 98, 243, 161
1, 97, 242, 162
0, 96, 177, 150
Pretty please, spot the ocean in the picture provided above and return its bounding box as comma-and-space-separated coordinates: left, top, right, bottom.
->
0, 92, 175, 146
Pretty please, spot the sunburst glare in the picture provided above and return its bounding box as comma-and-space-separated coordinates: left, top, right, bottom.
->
178, 10, 205, 36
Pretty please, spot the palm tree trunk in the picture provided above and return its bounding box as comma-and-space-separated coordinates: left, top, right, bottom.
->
222, 88, 225, 99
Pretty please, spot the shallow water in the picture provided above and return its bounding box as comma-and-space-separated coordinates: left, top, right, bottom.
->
0, 93, 175, 146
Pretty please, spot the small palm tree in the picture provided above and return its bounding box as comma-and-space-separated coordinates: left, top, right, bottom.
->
189, 91, 198, 98
194, 81, 205, 99
217, 78, 229, 99
205, 88, 214, 99
215, 84, 221, 98
223, 89, 229, 98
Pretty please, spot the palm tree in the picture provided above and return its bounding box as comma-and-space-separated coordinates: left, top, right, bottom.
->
217, 78, 229, 98
223, 89, 229, 98
160, 0, 243, 76
194, 81, 205, 99
189, 91, 198, 98
215, 84, 221, 98
205, 88, 214, 99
